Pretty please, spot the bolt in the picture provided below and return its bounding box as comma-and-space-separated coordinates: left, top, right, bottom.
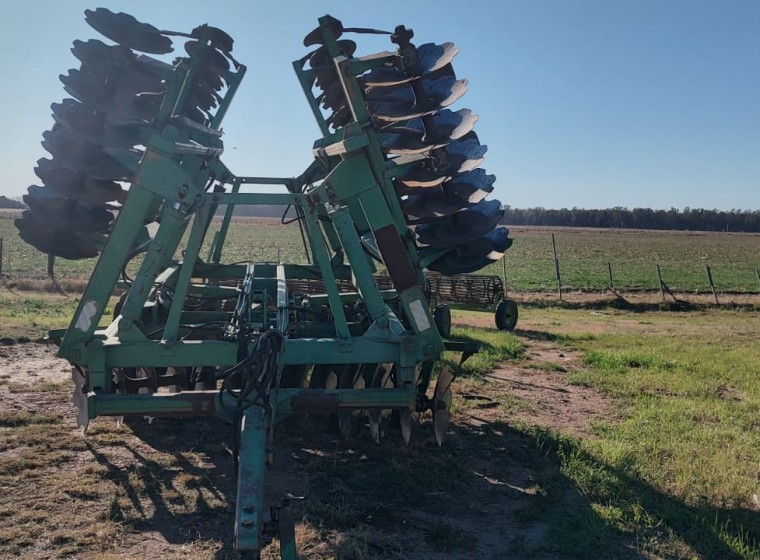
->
241, 520, 254, 528
243, 505, 254, 514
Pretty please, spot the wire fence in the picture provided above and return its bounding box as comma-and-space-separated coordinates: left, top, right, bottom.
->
2, 214, 760, 301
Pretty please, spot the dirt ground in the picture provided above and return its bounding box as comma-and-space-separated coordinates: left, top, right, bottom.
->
0, 326, 627, 560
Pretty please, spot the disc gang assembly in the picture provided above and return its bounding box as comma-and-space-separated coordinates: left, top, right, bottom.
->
15, 8, 513, 558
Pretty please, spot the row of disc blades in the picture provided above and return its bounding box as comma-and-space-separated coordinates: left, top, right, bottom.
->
281, 362, 453, 445
16, 8, 236, 260
302, 16, 512, 276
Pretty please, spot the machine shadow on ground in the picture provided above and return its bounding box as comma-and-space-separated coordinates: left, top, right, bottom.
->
80, 405, 750, 559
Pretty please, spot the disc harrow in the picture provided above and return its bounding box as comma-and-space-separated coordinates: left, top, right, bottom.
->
16, 9, 514, 559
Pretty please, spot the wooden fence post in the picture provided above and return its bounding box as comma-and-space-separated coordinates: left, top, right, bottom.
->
551, 233, 562, 301
607, 262, 613, 288
0, 236, 3, 276
705, 265, 719, 305
47, 254, 55, 278
755, 268, 760, 293
656, 265, 665, 301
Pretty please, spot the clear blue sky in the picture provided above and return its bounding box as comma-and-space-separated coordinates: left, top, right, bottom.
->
2, 0, 758, 210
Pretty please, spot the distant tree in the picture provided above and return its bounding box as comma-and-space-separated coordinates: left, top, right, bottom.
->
500, 206, 760, 233
0, 196, 25, 209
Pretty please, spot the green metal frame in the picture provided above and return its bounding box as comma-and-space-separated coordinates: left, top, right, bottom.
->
55, 17, 454, 559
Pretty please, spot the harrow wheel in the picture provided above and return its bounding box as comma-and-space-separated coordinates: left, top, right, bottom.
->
495, 299, 519, 332
433, 304, 451, 339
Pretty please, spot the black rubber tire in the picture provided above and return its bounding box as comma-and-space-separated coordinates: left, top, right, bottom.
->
433, 304, 452, 338
495, 299, 518, 331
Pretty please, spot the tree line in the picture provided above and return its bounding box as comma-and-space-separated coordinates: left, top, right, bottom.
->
0, 196, 25, 209
4, 195, 759, 232
502, 206, 760, 232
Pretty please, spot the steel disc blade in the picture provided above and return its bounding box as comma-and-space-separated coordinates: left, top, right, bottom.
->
23, 186, 114, 233
442, 131, 488, 173
43, 127, 101, 163
320, 79, 347, 111
368, 364, 393, 443
427, 227, 513, 276
71, 368, 90, 433
432, 367, 453, 446
383, 109, 478, 154
369, 100, 437, 123
303, 15, 343, 46
416, 199, 504, 248
446, 168, 496, 202
367, 79, 468, 123
280, 365, 310, 388
85, 8, 173, 54
402, 192, 474, 222
64, 61, 164, 95
309, 40, 357, 68
337, 364, 364, 440
395, 165, 449, 188
52, 99, 142, 148
184, 41, 230, 71
420, 68, 468, 108
34, 163, 126, 204
40, 129, 140, 179
415, 42, 460, 75
364, 84, 415, 104
191, 24, 235, 54
326, 105, 352, 129
15, 212, 100, 260
360, 42, 459, 87
314, 66, 338, 90
71, 39, 135, 76
175, 58, 226, 91
384, 133, 447, 155
400, 408, 416, 445
61, 73, 160, 123
60, 68, 106, 106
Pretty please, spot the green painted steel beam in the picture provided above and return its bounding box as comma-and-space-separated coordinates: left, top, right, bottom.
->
235, 407, 268, 557
87, 387, 415, 420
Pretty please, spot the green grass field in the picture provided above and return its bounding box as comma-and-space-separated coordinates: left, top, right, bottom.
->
0, 299, 758, 558
2, 211, 760, 294
501, 307, 760, 559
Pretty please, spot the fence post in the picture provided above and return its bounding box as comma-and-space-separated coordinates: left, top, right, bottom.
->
501, 254, 509, 299
705, 265, 719, 305
756, 268, 760, 293
47, 254, 55, 278
656, 265, 665, 301
0, 236, 3, 276
607, 262, 613, 288
551, 233, 562, 301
